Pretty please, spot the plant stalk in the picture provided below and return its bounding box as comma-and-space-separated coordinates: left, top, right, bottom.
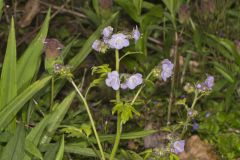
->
110, 49, 121, 160
70, 80, 105, 160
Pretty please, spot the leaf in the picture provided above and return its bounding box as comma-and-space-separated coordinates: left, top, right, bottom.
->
0, 18, 17, 111
0, 0, 3, 19
206, 34, 240, 66
64, 146, 118, 160
213, 62, 235, 83
0, 76, 51, 131
17, 9, 51, 91
89, 130, 157, 143
43, 143, 59, 160
25, 140, 43, 160
55, 136, 64, 160
40, 91, 76, 144
115, 0, 141, 22
23, 116, 51, 160
0, 124, 26, 160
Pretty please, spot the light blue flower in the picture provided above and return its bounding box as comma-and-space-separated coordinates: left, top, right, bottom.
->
120, 82, 128, 90
172, 140, 185, 154
92, 40, 101, 52
108, 33, 130, 50
161, 59, 174, 81
105, 71, 120, 90
205, 75, 214, 89
125, 73, 143, 90
132, 26, 140, 43
102, 26, 113, 38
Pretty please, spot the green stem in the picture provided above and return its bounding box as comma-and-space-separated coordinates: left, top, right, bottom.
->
70, 80, 105, 160
110, 49, 121, 160
167, 32, 179, 126
131, 70, 153, 105
180, 91, 199, 138
50, 77, 54, 111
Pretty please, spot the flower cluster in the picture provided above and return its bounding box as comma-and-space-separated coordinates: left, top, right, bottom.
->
92, 26, 141, 52
105, 71, 143, 90
196, 75, 214, 92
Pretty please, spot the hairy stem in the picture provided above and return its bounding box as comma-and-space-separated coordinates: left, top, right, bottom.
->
70, 80, 105, 160
110, 49, 121, 160
180, 91, 199, 138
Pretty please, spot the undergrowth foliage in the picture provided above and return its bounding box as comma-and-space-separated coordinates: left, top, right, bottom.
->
0, 0, 240, 160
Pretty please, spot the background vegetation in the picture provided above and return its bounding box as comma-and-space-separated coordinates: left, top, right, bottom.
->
0, 0, 240, 159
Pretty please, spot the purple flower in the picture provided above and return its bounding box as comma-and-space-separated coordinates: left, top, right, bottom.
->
102, 26, 113, 38
172, 140, 185, 154
132, 26, 140, 43
107, 33, 130, 50
205, 75, 214, 89
92, 40, 102, 52
161, 59, 174, 81
125, 73, 143, 90
205, 112, 211, 118
192, 122, 199, 131
120, 82, 128, 90
105, 71, 120, 90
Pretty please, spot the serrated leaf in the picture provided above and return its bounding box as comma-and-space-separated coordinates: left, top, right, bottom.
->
0, 124, 26, 160
17, 9, 51, 91
0, 76, 51, 131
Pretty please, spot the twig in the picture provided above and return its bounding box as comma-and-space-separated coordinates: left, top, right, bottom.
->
39, 0, 86, 19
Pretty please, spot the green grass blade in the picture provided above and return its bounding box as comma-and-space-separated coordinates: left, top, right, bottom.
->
55, 135, 65, 160
89, 129, 157, 143
0, 124, 26, 160
0, 0, 3, 19
0, 76, 51, 131
17, 9, 51, 92
0, 18, 17, 110
25, 140, 43, 160
65, 146, 118, 160
41, 91, 76, 144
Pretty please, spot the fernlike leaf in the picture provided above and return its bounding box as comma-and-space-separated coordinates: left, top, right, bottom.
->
0, 76, 51, 131
0, 124, 26, 160
17, 9, 51, 92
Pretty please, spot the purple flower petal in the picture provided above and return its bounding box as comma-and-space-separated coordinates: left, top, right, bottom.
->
172, 140, 185, 154
161, 59, 174, 81
105, 71, 120, 90
92, 40, 102, 52
132, 26, 140, 43
108, 33, 130, 50
205, 75, 214, 89
102, 26, 113, 38
125, 73, 143, 90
